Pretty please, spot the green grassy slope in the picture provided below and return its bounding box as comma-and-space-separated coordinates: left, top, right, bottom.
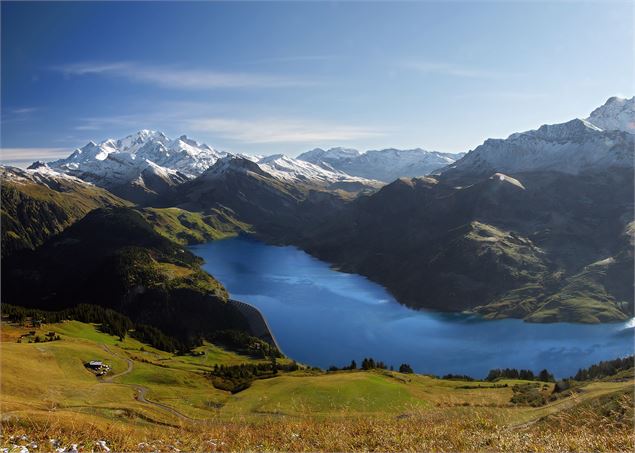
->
1, 172, 127, 257
139, 206, 251, 245
2, 207, 249, 348
2, 320, 632, 451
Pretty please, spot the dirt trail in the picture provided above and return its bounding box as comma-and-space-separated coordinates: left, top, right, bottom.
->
99, 344, 199, 422
100, 344, 133, 382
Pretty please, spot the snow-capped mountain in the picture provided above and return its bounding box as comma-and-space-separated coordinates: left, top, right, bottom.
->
297, 147, 463, 182
298, 147, 361, 165
47, 130, 229, 202
34, 95, 635, 200
199, 154, 381, 192
444, 96, 635, 177
255, 154, 381, 188
586, 96, 635, 134
51, 130, 226, 179
47, 131, 382, 200
197, 155, 272, 180
0, 161, 90, 188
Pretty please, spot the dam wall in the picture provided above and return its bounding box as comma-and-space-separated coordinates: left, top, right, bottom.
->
230, 299, 283, 354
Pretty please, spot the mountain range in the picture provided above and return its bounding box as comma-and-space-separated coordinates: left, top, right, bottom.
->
2, 95, 634, 325
34, 95, 634, 200
443, 96, 634, 181
298, 147, 464, 182
47, 132, 385, 203
289, 96, 634, 322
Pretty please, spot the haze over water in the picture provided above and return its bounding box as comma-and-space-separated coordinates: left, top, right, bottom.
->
192, 237, 634, 378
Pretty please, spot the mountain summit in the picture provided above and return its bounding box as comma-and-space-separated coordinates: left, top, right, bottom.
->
444, 96, 635, 178
298, 147, 462, 182
51, 130, 226, 178
586, 96, 635, 134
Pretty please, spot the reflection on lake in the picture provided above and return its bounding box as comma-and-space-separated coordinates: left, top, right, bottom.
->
191, 237, 634, 378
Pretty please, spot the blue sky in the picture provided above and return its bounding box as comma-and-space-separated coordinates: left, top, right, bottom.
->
1, 1, 632, 165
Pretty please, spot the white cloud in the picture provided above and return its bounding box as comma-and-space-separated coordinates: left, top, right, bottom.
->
186, 117, 384, 144
249, 55, 338, 64
402, 61, 516, 79
54, 61, 315, 89
455, 91, 548, 101
11, 107, 39, 115
0, 148, 70, 166
2, 106, 40, 123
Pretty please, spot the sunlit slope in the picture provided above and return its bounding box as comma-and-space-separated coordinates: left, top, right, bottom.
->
3, 321, 632, 423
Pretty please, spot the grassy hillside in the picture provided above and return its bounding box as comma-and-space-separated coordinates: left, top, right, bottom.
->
1, 170, 127, 257
139, 206, 251, 245
1, 320, 632, 452
2, 207, 250, 348
297, 169, 634, 323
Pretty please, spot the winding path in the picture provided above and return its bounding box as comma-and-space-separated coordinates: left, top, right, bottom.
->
100, 344, 199, 422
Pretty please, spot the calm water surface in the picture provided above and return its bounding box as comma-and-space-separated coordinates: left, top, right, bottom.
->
191, 237, 634, 378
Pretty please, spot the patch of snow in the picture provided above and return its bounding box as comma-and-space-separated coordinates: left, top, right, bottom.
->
490, 173, 525, 190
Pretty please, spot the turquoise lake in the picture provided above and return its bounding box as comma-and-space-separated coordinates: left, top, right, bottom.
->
191, 236, 634, 378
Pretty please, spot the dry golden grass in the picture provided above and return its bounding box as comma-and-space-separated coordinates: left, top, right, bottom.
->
2, 321, 633, 452
2, 394, 634, 452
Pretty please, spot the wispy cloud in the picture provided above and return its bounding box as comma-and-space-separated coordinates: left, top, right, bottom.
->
2, 106, 40, 123
68, 101, 384, 145
454, 91, 548, 101
0, 148, 70, 166
187, 117, 384, 144
248, 55, 338, 64
73, 115, 141, 131
11, 107, 39, 115
402, 60, 517, 79
53, 61, 315, 89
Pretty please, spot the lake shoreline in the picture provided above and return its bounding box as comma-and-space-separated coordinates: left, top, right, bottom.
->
190, 237, 634, 378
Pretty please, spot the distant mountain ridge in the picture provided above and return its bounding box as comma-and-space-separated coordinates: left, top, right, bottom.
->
443, 96, 635, 180
4, 95, 634, 324
26, 95, 635, 199
298, 147, 464, 182
47, 130, 383, 202
287, 96, 635, 323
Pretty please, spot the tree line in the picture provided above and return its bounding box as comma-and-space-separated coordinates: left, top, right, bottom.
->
209, 329, 281, 359
326, 358, 414, 374
207, 360, 300, 393
3, 304, 185, 352
571, 356, 634, 381
486, 368, 555, 382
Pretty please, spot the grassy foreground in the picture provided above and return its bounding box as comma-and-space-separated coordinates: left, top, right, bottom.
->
1, 321, 633, 452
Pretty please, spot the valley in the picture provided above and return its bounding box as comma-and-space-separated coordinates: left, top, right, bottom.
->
1, 96, 634, 451
3, 2, 635, 450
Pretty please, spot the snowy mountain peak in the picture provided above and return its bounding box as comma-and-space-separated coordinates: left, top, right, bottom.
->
202, 155, 269, 179
255, 153, 379, 188
299, 147, 361, 163
586, 96, 635, 134
2, 161, 88, 189
27, 160, 50, 170
298, 146, 462, 182
50, 130, 227, 188
446, 96, 635, 177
